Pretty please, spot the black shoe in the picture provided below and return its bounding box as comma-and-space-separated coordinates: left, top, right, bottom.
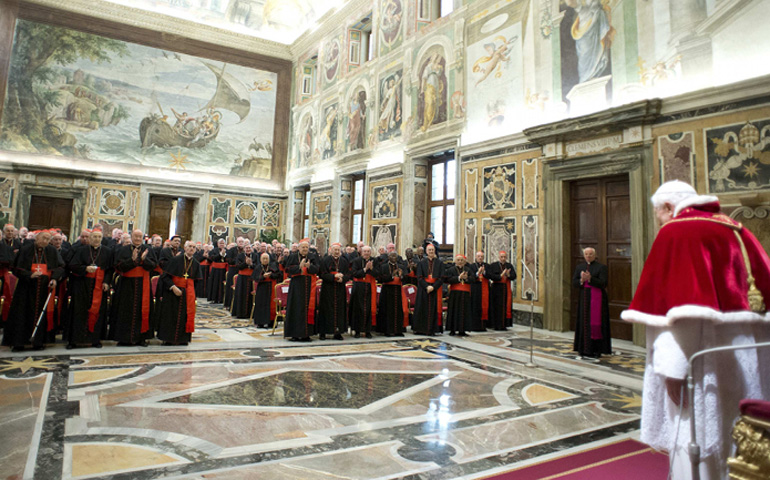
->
458, 332, 468, 337
179, 342, 188, 346
31, 346, 45, 351
66, 344, 76, 350
163, 342, 173, 346
299, 337, 311, 342
395, 333, 405, 337
333, 333, 343, 340
365, 333, 372, 339
448, 332, 455, 336
137, 341, 148, 347
117, 342, 131, 347
354, 333, 360, 338
11, 346, 24, 352
92, 342, 102, 348
319, 334, 326, 340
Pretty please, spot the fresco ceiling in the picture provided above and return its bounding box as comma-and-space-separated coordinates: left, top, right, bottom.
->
101, 0, 349, 44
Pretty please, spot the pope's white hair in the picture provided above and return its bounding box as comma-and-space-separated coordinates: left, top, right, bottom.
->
650, 180, 696, 210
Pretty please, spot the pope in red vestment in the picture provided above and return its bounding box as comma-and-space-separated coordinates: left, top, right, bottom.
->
621, 180, 770, 479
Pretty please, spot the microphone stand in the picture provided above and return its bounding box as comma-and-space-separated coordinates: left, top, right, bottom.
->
520, 259, 536, 368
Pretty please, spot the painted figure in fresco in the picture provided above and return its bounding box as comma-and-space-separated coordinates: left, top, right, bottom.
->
320, 105, 338, 159
378, 74, 402, 138
380, 0, 403, 45
419, 53, 447, 132
566, 0, 614, 83
472, 35, 518, 87
347, 90, 367, 151
298, 115, 313, 167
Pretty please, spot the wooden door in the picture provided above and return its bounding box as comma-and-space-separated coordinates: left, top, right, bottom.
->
28, 196, 73, 237
569, 175, 633, 340
148, 196, 174, 239
175, 197, 195, 243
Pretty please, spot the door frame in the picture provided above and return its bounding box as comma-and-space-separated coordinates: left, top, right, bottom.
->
139, 185, 208, 242
17, 176, 88, 238
542, 146, 655, 346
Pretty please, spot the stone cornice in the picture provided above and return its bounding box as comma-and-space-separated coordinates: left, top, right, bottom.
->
524, 100, 662, 146
19, 0, 293, 60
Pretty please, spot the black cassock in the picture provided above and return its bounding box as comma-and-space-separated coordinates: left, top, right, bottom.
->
0, 240, 13, 328
66, 245, 113, 345
231, 252, 258, 319
487, 261, 516, 330
251, 262, 282, 328
284, 252, 320, 339
445, 264, 475, 335
468, 262, 490, 332
572, 261, 611, 357
194, 249, 209, 298
223, 246, 241, 309
158, 254, 201, 345
349, 256, 378, 336
206, 248, 228, 303
111, 244, 156, 344
317, 254, 351, 335
2, 244, 64, 348
152, 247, 179, 333
377, 260, 408, 336
413, 257, 444, 335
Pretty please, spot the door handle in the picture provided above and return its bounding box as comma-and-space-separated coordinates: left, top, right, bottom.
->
615, 248, 627, 254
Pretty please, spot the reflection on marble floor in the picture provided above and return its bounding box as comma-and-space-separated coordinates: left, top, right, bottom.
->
0, 340, 643, 480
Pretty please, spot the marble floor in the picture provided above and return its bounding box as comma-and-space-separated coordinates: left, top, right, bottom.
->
0, 305, 647, 480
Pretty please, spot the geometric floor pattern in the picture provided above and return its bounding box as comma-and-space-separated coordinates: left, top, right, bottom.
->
0, 308, 647, 480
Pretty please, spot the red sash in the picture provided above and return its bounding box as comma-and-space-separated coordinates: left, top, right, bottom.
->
494, 278, 513, 319
424, 275, 443, 327
200, 260, 210, 267
153, 266, 163, 275
0, 267, 15, 320
238, 268, 254, 276
122, 267, 150, 332
85, 268, 106, 332
172, 275, 196, 333
384, 277, 409, 327
478, 272, 489, 321
210, 262, 227, 269
296, 267, 318, 325
450, 283, 471, 293
32, 263, 55, 331
354, 273, 378, 326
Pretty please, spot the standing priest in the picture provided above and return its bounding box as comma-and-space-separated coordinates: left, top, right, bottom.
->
2, 230, 64, 351
231, 243, 258, 319
572, 247, 611, 360
284, 240, 319, 342
318, 243, 350, 340
349, 245, 377, 338
487, 250, 516, 331
157, 240, 200, 346
207, 238, 228, 304
445, 254, 474, 336
413, 244, 444, 336
252, 252, 282, 328
112, 229, 156, 346
66, 230, 112, 349
378, 251, 408, 337
469, 251, 489, 331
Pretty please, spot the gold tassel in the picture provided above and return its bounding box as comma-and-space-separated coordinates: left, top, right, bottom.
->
734, 230, 766, 313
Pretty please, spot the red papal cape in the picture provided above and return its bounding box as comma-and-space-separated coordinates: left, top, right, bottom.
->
621, 198, 770, 327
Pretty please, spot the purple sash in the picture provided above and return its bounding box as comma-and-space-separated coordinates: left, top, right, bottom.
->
587, 284, 603, 340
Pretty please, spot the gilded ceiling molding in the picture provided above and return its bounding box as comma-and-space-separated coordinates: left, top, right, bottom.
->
22, 0, 293, 60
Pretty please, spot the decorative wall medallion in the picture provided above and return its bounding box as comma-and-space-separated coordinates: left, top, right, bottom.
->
482, 163, 516, 211
372, 183, 399, 220
706, 119, 770, 193
99, 189, 126, 216
234, 200, 259, 225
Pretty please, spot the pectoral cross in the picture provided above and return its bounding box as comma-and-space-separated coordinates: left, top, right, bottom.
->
183, 273, 189, 279
35, 265, 42, 273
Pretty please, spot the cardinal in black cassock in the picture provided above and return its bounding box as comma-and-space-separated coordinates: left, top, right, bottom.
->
468, 252, 490, 332
231, 246, 258, 318
223, 240, 243, 309
317, 243, 350, 340
487, 251, 516, 331
194, 245, 209, 298
413, 245, 444, 336
251, 253, 282, 328
284, 241, 320, 341
0, 237, 15, 328
66, 231, 113, 348
445, 255, 475, 336
572, 247, 611, 358
207, 240, 228, 304
2, 231, 64, 351
152, 236, 181, 336
349, 247, 378, 338
112, 231, 156, 346
377, 252, 408, 336
157, 241, 201, 346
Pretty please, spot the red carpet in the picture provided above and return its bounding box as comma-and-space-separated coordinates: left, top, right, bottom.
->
481, 439, 669, 480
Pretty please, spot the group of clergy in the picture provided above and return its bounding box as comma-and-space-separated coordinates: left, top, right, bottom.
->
0, 223, 518, 351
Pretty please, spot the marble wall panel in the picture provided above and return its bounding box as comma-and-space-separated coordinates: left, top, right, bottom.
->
234, 200, 259, 225
339, 192, 352, 246
83, 181, 140, 236
482, 217, 516, 267
372, 183, 399, 220
311, 226, 330, 253
312, 194, 332, 226
0, 175, 16, 225
261, 201, 281, 227
372, 224, 398, 252
413, 182, 426, 247
464, 217, 477, 259
729, 205, 770, 255
658, 132, 695, 184
464, 168, 478, 213
482, 163, 516, 211
521, 158, 538, 209
99, 189, 126, 216
706, 118, 770, 193
209, 225, 229, 244
233, 226, 257, 243
210, 197, 231, 224
521, 215, 539, 301
293, 201, 304, 241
